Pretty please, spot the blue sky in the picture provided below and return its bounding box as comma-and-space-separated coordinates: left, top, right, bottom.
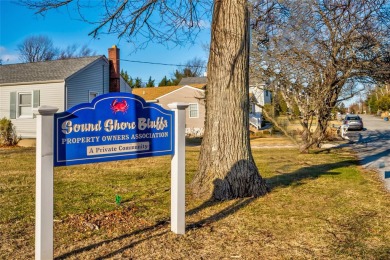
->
0, 0, 210, 84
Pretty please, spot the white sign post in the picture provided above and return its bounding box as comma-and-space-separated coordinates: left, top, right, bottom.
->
35, 106, 58, 260
168, 102, 189, 235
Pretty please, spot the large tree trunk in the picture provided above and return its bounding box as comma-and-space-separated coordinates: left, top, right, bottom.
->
191, 0, 268, 200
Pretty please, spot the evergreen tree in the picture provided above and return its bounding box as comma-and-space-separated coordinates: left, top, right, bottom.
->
134, 77, 143, 88
120, 69, 130, 83
377, 95, 390, 111
158, 76, 173, 86
146, 76, 155, 88
367, 94, 379, 113
128, 77, 135, 88
171, 69, 183, 85
120, 70, 136, 88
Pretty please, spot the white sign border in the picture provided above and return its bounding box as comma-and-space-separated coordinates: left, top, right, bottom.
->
35, 102, 188, 260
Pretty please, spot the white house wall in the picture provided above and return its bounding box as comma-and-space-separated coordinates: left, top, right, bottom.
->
0, 82, 65, 138
249, 85, 272, 112
66, 59, 109, 109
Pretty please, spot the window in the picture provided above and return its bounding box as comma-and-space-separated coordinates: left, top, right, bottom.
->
189, 103, 199, 118
10, 90, 40, 119
89, 91, 99, 102
18, 93, 33, 117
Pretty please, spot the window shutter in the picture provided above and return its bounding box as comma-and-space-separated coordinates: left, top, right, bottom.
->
33, 90, 40, 108
10, 92, 16, 119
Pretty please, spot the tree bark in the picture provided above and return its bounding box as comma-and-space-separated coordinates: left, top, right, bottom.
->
191, 0, 268, 200
299, 86, 340, 153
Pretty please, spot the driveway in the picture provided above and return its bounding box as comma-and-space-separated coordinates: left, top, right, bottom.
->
345, 114, 390, 191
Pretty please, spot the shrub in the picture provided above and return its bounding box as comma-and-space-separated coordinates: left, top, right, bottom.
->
0, 117, 20, 146
377, 94, 390, 111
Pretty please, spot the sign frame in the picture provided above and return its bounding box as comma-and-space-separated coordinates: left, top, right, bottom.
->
35, 95, 188, 260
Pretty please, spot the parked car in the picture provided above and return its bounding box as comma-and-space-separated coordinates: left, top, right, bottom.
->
343, 114, 363, 130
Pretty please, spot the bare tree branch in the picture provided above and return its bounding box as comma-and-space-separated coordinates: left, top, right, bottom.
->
251, 0, 390, 152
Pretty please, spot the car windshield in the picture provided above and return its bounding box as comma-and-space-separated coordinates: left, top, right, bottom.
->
346, 116, 360, 120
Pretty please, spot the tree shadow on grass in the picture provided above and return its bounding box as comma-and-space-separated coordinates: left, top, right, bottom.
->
90, 198, 255, 259
266, 159, 359, 190
55, 159, 358, 259
54, 219, 169, 259
55, 198, 255, 259
185, 197, 256, 230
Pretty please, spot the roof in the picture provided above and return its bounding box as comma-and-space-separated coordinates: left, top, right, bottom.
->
0, 56, 105, 85
178, 77, 207, 86
132, 85, 205, 101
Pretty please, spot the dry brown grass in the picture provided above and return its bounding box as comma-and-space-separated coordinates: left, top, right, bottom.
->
250, 136, 296, 147
1, 146, 389, 259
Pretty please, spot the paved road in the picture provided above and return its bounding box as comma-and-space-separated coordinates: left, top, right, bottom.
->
345, 114, 390, 191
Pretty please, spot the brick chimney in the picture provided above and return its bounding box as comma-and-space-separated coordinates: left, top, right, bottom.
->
108, 45, 120, 92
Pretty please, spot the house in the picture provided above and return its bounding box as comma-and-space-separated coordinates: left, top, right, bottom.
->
132, 84, 206, 136
0, 46, 130, 138
179, 77, 271, 130
132, 76, 271, 135
249, 81, 272, 130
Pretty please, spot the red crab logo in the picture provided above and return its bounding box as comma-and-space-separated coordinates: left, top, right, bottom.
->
110, 99, 129, 114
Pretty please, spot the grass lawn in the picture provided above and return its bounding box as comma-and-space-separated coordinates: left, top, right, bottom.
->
0, 144, 389, 259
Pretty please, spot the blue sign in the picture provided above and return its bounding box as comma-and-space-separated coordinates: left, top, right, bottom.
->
54, 93, 175, 166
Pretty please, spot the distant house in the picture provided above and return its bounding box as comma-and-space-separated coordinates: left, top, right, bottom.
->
132, 84, 206, 136
132, 76, 271, 135
0, 46, 130, 138
249, 81, 272, 130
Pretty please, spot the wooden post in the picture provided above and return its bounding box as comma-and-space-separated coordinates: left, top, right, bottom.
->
168, 102, 188, 234
35, 106, 58, 260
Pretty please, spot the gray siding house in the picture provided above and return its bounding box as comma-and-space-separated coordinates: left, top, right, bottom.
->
177, 76, 271, 131
0, 46, 130, 138
136, 76, 271, 134
133, 84, 206, 136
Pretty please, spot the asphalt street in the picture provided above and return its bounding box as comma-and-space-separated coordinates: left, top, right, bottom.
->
345, 114, 390, 191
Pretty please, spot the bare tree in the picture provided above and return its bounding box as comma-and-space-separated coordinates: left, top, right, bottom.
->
370, 44, 390, 84
18, 35, 58, 62
251, 0, 390, 152
184, 57, 206, 77
171, 57, 206, 85
58, 44, 96, 59
22, 0, 268, 199
18, 35, 96, 62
